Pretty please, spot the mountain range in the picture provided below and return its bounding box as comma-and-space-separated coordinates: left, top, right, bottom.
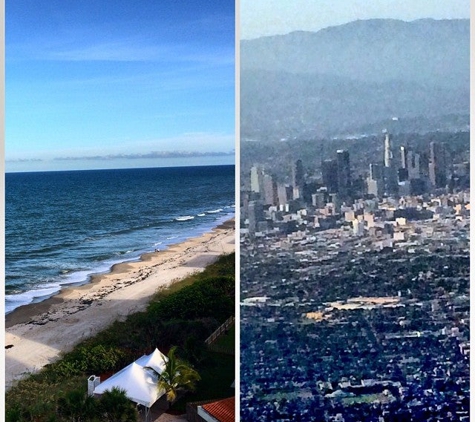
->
241, 19, 469, 140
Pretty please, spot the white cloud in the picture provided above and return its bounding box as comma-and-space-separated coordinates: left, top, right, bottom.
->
6, 132, 235, 162
9, 35, 233, 66
46, 41, 170, 62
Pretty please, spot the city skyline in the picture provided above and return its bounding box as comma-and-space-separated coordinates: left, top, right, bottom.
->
6, 0, 235, 172
243, 131, 469, 223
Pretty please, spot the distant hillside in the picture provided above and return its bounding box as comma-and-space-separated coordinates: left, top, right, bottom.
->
241, 19, 469, 140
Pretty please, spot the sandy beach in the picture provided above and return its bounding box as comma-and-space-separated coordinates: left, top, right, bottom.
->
5, 220, 235, 389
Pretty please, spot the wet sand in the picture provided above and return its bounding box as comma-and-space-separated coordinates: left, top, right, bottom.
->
5, 220, 235, 389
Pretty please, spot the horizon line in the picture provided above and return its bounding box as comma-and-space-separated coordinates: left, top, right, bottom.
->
5, 162, 235, 175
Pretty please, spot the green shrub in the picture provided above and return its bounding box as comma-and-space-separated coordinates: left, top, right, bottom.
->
5, 404, 22, 422
57, 345, 126, 376
57, 389, 96, 422
148, 276, 234, 322
79, 345, 127, 374
98, 388, 138, 422
52, 360, 84, 378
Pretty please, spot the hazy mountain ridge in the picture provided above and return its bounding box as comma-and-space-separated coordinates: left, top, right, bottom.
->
241, 19, 469, 140
241, 18, 469, 86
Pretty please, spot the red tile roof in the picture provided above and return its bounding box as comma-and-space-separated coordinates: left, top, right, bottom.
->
202, 396, 235, 422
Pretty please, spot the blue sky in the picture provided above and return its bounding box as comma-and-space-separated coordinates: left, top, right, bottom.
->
241, 0, 470, 39
6, 0, 235, 172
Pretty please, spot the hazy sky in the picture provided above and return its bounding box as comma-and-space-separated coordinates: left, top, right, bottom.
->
6, 0, 235, 172
241, 0, 470, 39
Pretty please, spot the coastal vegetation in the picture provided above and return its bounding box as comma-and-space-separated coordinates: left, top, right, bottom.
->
5, 253, 235, 422
57, 387, 138, 422
147, 346, 201, 404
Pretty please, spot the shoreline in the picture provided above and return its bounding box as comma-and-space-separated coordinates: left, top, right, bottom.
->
5, 218, 234, 326
5, 214, 235, 316
5, 219, 235, 388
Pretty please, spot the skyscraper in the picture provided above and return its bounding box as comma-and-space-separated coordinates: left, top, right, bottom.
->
370, 163, 384, 181
367, 163, 384, 197
336, 150, 351, 199
429, 141, 448, 188
321, 159, 339, 193
250, 165, 264, 194
369, 163, 384, 197
383, 132, 398, 195
398, 168, 409, 183
292, 159, 305, 190
277, 184, 288, 206
248, 200, 264, 234
262, 174, 277, 206
291, 159, 305, 200
400, 145, 423, 183
384, 133, 393, 168
400, 145, 408, 170
407, 150, 421, 180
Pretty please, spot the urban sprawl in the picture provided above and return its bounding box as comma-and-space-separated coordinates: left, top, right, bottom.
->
240, 133, 470, 421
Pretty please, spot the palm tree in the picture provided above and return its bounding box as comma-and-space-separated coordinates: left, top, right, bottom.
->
57, 389, 97, 422
148, 346, 201, 405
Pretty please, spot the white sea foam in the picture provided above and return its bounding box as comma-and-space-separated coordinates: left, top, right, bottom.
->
5, 286, 61, 314
174, 215, 194, 221
5, 211, 236, 315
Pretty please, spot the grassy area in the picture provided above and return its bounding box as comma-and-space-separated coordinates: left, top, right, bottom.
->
213, 325, 235, 349
342, 392, 396, 405
208, 324, 235, 355
264, 390, 313, 401
6, 253, 235, 422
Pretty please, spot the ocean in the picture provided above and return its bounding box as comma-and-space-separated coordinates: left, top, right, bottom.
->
5, 165, 235, 314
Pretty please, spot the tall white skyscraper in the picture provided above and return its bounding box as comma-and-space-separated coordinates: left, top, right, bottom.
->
250, 165, 263, 193
383, 132, 398, 195
384, 133, 393, 169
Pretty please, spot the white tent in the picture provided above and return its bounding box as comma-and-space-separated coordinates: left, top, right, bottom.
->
93, 349, 169, 421
94, 362, 165, 408
135, 348, 168, 375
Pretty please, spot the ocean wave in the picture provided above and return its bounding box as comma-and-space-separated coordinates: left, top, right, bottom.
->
6, 166, 235, 315
174, 216, 195, 221
206, 208, 223, 214
5, 214, 235, 314
5, 286, 61, 314
113, 250, 134, 256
